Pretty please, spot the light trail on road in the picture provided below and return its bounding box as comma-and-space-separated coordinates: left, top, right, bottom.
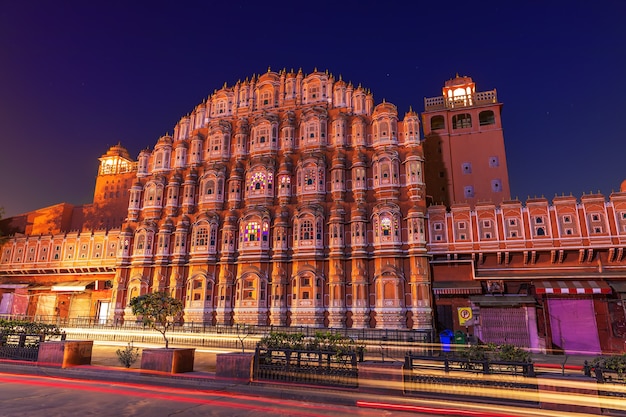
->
0, 372, 417, 416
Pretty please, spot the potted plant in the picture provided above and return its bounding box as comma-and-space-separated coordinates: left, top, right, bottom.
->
129, 291, 194, 373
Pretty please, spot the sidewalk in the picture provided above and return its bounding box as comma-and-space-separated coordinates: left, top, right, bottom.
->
90, 341, 219, 372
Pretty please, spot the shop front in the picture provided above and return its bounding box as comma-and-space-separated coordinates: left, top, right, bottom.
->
469, 294, 539, 351
536, 280, 611, 355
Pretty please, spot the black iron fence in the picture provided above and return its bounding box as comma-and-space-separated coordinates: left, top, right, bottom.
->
2, 314, 432, 345
254, 346, 358, 388
404, 353, 535, 377
0, 332, 66, 362
403, 353, 539, 407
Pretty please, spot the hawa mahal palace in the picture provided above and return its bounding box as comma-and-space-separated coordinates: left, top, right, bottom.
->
1, 69, 625, 355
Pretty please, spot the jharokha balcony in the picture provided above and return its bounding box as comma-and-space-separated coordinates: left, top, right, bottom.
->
424, 89, 497, 111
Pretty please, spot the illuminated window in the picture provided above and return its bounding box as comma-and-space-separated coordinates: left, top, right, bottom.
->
381, 217, 392, 236
262, 222, 269, 242
304, 169, 315, 187
245, 222, 260, 242
249, 172, 267, 191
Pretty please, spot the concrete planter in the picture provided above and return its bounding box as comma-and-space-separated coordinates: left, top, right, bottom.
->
140, 348, 195, 373
216, 352, 255, 383
38, 340, 93, 368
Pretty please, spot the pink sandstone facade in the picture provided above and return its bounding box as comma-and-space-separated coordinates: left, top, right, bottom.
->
0, 72, 624, 354
423, 75, 510, 207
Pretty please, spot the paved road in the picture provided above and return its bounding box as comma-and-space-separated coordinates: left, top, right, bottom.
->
0, 371, 426, 417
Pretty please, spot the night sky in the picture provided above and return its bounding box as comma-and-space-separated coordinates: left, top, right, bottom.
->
2, 1, 625, 218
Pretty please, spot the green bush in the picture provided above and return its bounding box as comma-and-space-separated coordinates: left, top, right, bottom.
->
258, 332, 306, 350
116, 342, 140, 368
458, 343, 488, 361
0, 319, 61, 336
258, 331, 364, 355
591, 353, 626, 378
258, 331, 364, 365
495, 343, 532, 363
459, 343, 531, 363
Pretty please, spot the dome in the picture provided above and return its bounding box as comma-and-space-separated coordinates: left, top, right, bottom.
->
104, 143, 131, 159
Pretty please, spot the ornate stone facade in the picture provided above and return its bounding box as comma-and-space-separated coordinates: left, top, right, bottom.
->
112, 68, 431, 330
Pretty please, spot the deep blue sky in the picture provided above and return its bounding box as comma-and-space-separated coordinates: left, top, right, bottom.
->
2, 1, 625, 217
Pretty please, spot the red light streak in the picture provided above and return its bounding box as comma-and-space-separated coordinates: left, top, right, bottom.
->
357, 400, 520, 417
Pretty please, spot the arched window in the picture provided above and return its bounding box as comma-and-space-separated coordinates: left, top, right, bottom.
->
300, 220, 313, 240
249, 172, 266, 191
304, 168, 316, 188
279, 176, 291, 196
452, 113, 472, 129
431, 115, 445, 130
193, 225, 209, 247
206, 180, 214, 195
381, 217, 392, 236
479, 110, 495, 126
260, 90, 273, 107
246, 222, 260, 242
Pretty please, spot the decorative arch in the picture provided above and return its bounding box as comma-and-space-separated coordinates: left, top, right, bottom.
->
245, 164, 274, 199
372, 203, 402, 245
292, 205, 325, 250
373, 265, 405, 305
235, 268, 268, 304
291, 266, 324, 303
126, 275, 149, 304
239, 209, 271, 250
372, 152, 400, 188
133, 223, 157, 256
143, 180, 165, 207
296, 155, 326, 196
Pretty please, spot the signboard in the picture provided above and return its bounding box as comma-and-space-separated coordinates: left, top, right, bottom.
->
458, 307, 473, 326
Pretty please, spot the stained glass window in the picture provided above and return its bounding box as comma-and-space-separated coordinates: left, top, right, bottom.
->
382, 217, 391, 237
245, 222, 260, 242
249, 172, 266, 191
262, 222, 269, 242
